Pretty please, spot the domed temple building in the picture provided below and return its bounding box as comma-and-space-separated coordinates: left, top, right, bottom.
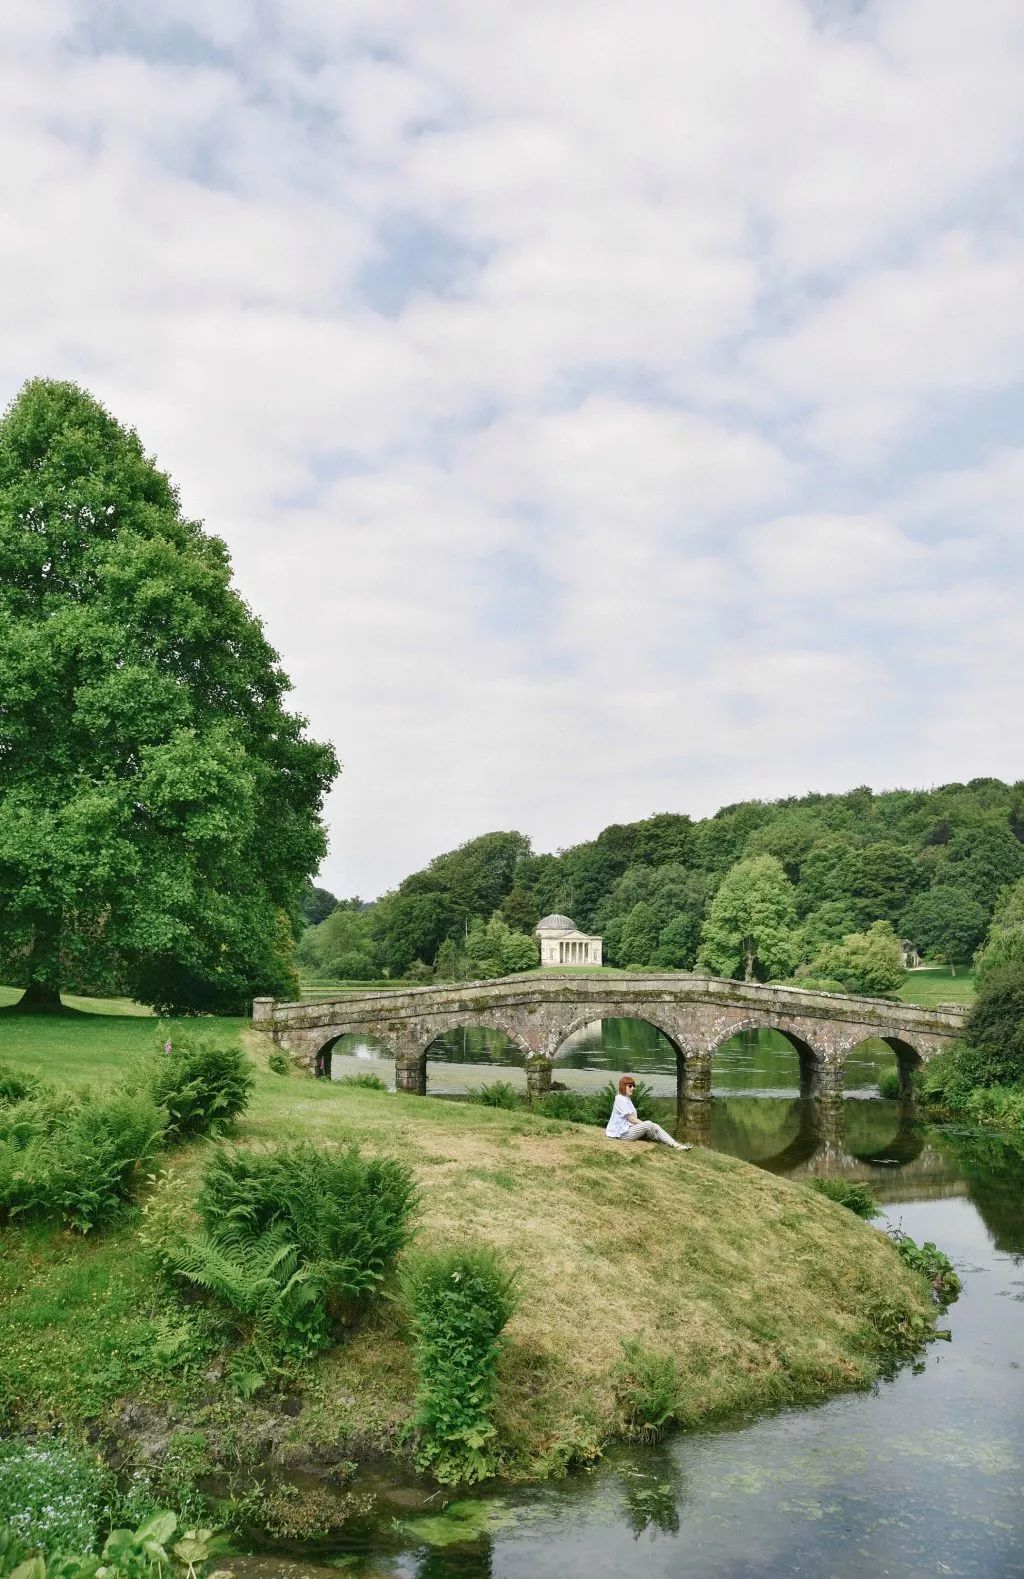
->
534, 913, 603, 967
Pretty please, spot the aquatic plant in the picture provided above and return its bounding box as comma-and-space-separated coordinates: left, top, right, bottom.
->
887, 1227, 962, 1307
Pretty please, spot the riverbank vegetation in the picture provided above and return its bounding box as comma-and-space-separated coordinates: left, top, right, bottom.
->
913, 880, 1024, 1135
298, 779, 1023, 997
1, 1006, 936, 1511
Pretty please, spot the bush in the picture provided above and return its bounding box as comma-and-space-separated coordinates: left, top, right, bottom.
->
614, 1339, 682, 1442
961, 959, 1024, 1088
877, 1068, 903, 1100
335, 1071, 389, 1091
810, 1178, 878, 1219
811, 921, 905, 996
888, 1227, 962, 1307
267, 1050, 292, 1077
0, 1089, 165, 1233
401, 1246, 518, 1483
0, 1438, 103, 1551
148, 1035, 254, 1143
0, 1064, 42, 1105
534, 1079, 657, 1128
168, 1144, 417, 1361
473, 1081, 522, 1110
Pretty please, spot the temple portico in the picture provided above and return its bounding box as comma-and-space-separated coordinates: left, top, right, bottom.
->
533, 913, 603, 967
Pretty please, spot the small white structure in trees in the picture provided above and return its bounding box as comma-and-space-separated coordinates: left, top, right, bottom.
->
534, 913, 603, 967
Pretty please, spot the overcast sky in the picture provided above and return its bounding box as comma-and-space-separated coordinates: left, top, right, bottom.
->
3, 2, 1024, 898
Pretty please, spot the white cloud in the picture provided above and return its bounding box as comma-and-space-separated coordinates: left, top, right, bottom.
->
2, 0, 1024, 894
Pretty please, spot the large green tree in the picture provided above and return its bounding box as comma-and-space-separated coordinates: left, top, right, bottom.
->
0, 380, 337, 1012
901, 884, 988, 974
697, 855, 798, 981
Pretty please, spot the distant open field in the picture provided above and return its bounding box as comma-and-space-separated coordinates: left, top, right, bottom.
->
897, 966, 976, 1008
0, 986, 247, 1087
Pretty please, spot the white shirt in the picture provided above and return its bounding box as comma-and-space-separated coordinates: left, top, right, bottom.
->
606, 1093, 639, 1138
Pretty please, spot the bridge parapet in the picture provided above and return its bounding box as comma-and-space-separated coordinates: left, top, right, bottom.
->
254, 972, 966, 1099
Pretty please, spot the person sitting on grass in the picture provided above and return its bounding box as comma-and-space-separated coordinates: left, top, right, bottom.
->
605, 1075, 691, 1150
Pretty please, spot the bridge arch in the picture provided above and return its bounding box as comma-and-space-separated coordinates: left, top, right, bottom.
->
839, 1033, 924, 1097
550, 1011, 697, 1096
311, 1025, 399, 1080
413, 1017, 533, 1096
709, 1015, 827, 1098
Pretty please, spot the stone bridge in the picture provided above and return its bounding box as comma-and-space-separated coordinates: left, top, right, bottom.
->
253, 972, 966, 1101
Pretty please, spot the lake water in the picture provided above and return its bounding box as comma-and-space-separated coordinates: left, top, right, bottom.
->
244, 1021, 1024, 1577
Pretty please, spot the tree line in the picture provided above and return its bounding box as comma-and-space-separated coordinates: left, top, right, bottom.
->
299, 779, 1024, 994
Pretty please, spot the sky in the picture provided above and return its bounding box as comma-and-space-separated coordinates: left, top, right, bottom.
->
2, 1, 1023, 899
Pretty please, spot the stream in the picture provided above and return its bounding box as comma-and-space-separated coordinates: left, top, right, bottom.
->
237, 1022, 1024, 1576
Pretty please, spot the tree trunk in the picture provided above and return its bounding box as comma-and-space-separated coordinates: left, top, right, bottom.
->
16, 982, 64, 1012
744, 946, 755, 982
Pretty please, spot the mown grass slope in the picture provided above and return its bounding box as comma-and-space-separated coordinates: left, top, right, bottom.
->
0, 996, 932, 1480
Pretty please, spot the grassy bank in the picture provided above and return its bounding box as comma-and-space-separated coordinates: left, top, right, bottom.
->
0, 996, 934, 1487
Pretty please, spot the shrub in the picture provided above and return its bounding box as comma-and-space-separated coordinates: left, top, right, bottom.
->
148, 1035, 254, 1143
877, 1068, 902, 1100
810, 1178, 878, 1219
474, 1081, 522, 1110
614, 1339, 683, 1442
335, 1071, 389, 1091
534, 1078, 657, 1128
594, 1078, 656, 1122
0, 1064, 42, 1105
267, 1050, 292, 1077
168, 1144, 416, 1361
780, 975, 850, 995
961, 1085, 1024, 1132
961, 959, 1024, 1088
0, 1438, 103, 1551
401, 1246, 518, 1483
47, 1092, 166, 1232
0, 1090, 165, 1233
888, 1227, 962, 1307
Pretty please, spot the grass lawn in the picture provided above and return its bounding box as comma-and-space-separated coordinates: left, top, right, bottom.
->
0, 985, 248, 1088
0, 993, 933, 1482
898, 966, 976, 1008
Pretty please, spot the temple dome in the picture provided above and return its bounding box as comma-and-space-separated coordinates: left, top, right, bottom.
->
535, 914, 577, 933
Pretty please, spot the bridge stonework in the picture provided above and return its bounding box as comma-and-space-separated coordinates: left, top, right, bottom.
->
252, 974, 966, 1101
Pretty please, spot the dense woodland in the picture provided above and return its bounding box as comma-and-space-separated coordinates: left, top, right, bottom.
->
299, 778, 1024, 992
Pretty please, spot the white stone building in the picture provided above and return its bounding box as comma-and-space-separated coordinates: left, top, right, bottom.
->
534, 913, 603, 967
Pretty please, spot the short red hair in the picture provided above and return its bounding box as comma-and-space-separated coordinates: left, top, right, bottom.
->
618, 1074, 637, 1095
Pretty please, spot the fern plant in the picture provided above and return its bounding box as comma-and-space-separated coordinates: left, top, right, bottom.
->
168, 1144, 417, 1360
147, 1037, 253, 1143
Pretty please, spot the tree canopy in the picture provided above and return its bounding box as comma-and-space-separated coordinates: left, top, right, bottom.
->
298, 778, 1024, 991
697, 855, 798, 982
0, 379, 337, 1012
